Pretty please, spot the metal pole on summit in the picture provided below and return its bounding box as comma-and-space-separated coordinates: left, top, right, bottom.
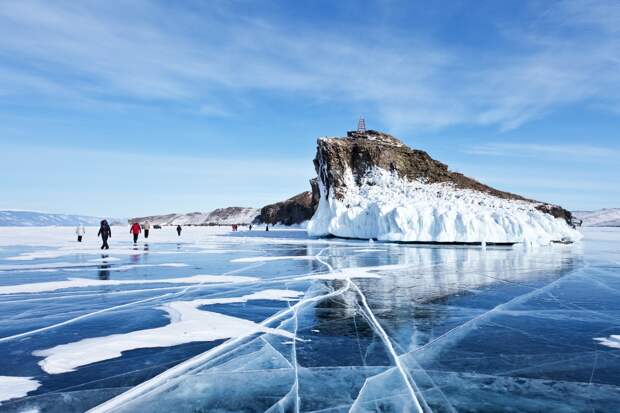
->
357, 116, 366, 133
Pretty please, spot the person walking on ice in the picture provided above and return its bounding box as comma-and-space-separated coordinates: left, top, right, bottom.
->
75, 224, 85, 242
98, 220, 112, 250
176, 225, 182, 236
130, 222, 142, 244
143, 220, 151, 239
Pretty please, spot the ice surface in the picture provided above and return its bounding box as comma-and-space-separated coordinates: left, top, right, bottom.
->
308, 166, 582, 245
0, 225, 618, 412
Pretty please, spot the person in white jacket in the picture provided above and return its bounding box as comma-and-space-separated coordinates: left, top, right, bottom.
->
76, 224, 86, 242
143, 220, 151, 239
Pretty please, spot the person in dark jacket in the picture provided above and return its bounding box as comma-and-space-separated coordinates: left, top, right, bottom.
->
130, 222, 141, 243
176, 225, 182, 236
97, 220, 112, 250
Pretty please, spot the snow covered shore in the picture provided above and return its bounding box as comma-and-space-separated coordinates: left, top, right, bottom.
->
308, 167, 582, 245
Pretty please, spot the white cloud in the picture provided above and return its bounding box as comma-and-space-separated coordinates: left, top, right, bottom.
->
0, 0, 619, 131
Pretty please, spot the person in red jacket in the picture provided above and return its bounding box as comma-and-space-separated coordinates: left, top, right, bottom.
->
130, 222, 142, 243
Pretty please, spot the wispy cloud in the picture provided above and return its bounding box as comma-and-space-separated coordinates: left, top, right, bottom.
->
465, 142, 620, 159
0, 0, 619, 131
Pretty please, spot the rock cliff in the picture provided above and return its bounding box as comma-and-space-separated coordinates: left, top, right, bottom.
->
255, 179, 319, 225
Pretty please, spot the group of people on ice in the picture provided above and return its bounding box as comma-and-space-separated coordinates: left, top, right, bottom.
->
75, 222, 113, 249
75, 220, 182, 250
128, 221, 182, 245
77, 221, 267, 249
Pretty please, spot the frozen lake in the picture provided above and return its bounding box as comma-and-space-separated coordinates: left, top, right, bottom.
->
0, 226, 618, 412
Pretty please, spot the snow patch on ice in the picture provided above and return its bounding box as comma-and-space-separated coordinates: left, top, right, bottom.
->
594, 335, 620, 349
33, 289, 302, 374
0, 376, 41, 403
308, 167, 582, 245
0, 274, 258, 295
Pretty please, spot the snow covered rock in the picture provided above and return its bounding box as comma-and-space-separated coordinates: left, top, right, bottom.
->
307, 130, 581, 245
131, 207, 259, 226
0, 210, 118, 227
573, 208, 620, 227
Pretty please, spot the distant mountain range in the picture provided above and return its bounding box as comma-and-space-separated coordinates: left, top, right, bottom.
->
3, 207, 617, 228
573, 209, 620, 227
130, 207, 260, 226
0, 210, 122, 227
0, 207, 259, 227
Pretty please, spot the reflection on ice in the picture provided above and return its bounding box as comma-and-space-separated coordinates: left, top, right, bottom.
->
231, 255, 316, 263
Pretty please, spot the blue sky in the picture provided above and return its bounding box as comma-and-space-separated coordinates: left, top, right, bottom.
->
0, 0, 619, 217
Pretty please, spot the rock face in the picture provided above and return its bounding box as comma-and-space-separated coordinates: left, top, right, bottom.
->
256, 180, 319, 225
307, 130, 581, 244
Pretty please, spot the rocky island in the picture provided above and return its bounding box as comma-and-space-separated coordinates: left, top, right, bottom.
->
265, 129, 581, 245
